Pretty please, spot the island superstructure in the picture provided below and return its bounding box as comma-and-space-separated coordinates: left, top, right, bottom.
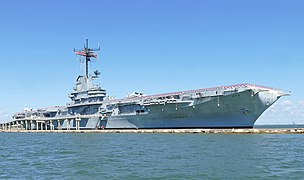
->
0, 40, 289, 130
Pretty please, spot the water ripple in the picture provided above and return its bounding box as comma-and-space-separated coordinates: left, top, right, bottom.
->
0, 133, 304, 179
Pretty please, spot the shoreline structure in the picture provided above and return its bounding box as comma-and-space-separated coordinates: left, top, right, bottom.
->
1, 128, 304, 134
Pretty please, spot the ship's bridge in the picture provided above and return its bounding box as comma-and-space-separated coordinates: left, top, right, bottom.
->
69, 75, 106, 105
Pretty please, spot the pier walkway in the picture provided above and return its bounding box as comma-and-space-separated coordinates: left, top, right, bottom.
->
1, 128, 304, 134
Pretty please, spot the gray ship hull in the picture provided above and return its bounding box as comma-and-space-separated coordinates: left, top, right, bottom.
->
102, 90, 272, 129
1, 84, 288, 131
104, 116, 256, 129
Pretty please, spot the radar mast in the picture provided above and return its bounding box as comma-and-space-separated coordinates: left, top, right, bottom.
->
74, 39, 100, 78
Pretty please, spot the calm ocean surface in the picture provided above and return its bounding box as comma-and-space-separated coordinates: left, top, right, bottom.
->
1, 132, 304, 179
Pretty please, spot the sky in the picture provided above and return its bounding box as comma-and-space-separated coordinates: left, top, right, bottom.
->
0, 0, 303, 124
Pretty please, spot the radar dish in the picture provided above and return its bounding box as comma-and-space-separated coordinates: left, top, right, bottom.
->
94, 70, 101, 76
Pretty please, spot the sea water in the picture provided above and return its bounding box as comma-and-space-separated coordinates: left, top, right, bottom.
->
0, 132, 303, 179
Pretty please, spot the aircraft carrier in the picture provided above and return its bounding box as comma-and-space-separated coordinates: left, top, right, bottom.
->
0, 40, 289, 130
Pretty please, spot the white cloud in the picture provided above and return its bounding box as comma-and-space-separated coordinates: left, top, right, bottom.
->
299, 101, 304, 106
257, 99, 304, 124
0, 111, 11, 123
281, 100, 292, 106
